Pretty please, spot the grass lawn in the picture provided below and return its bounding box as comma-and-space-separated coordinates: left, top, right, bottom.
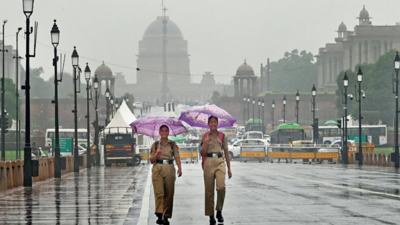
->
375, 147, 393, 154
4, 150, 49, 161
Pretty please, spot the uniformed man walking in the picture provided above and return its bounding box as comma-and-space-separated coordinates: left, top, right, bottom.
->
201, 116, 232, 224
150, 125, 182, 225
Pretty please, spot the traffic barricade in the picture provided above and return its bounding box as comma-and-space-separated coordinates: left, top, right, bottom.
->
348, 142, 374, 163
11, 160, 18, 187
240, 143, 266, 163
178, 144, 198, 164
0, 161, 6, 190
267, 144, 291, 163
5, 161, 13, 189
138, 145, 151, 164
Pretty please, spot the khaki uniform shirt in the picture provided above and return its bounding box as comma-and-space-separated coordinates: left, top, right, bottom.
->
151, 140, 180, 160
201, 132, 228, 154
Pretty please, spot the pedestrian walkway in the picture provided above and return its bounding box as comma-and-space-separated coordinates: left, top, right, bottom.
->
0, 166, 148, 224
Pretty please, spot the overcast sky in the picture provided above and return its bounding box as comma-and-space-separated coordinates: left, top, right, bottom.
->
1, 0, 399, 85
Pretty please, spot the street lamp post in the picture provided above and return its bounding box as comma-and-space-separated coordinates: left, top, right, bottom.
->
115, 99, 119, 111
252, 98, 255, 122
271, 100, 275, 130
312, 84, 317, 143
261, 100, 265, 132
105, 86, 110, 125
1, 20, 7, 161
356, 67, 363, 166
394, 52, 400, 168
92, 74, 100, 166
247, 96, 250, 123
14, 27, 22, 160
243, 95, 246, 125
110, 95, 114, 118
295, 90, 300, 124
71, 47, 79, 173
342, 73, 349, 164
22, 0, 35, 187
84, 63, 91, 169
282, 95, 287, 123
258, 98, 261, 131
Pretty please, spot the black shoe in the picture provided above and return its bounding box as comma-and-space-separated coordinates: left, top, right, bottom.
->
156, 213, 164, 224
209, 215, 216, 224
164, 218, 170, 225
216, 211, 224, 223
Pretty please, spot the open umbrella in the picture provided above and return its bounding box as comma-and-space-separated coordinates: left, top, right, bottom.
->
324, 120, 338, 125
130, 116, 188, 138
178, 104, 236, 128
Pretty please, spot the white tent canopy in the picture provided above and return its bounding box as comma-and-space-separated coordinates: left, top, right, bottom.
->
105, 100, 137, 134
119, 100, 137, 124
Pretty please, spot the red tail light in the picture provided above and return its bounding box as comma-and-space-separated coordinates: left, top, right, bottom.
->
106, 153, 112, 156
127, 153, 133, 155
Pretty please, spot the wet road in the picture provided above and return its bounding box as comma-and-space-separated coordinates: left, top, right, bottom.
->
1, 162, 400, 224
143, 161, 400, 225
0, 166, 148, 224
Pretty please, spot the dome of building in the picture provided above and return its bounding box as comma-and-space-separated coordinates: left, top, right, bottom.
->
338, 22, 347, 32
143, 16, 184, 40
359, 5, 370, 19
95, 62, 113, 77
236, 61, 255, 76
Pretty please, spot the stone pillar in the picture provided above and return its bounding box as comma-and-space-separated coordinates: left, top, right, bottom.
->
111, 79, 115, 97
252, 78, 256, 97
234, 78, 238, 97
239, 78, 243, 96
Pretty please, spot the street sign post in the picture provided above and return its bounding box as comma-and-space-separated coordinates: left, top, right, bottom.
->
53, 138, 73, 156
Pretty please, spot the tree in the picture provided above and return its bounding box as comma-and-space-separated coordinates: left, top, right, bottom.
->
4, 78, 21, 124
335, 50, 397, 124
122, 93, 135, 103
211, 91, 221, 103
265, 49, 317, 93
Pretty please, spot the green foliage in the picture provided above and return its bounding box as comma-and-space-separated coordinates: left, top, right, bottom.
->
122, 93, 135, 103
335, 50, 397, 124
211, 91, 221, 103
266, 49, 317, 92
3, 78, 21, 123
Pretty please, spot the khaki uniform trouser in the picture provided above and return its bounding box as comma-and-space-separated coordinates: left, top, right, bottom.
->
204, 157, 226, 216
152, 163, 176, 218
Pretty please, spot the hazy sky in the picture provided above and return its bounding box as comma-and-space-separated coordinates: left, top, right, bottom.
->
1, 0, 399, 85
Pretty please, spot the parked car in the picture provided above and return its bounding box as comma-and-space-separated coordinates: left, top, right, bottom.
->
228, 139, 268, 159
78, 145, 87, 155
133, 102, 143, 109
243, 131, 264, 140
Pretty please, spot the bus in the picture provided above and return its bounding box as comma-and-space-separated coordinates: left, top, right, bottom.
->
45, 128, 92, 148
270, 123, 305, 144
219, 127, 237, 141
313, 125, 387, 145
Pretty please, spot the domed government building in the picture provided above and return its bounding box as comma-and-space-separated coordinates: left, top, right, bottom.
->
316, 6, 400, 92
109, 14, 227, 104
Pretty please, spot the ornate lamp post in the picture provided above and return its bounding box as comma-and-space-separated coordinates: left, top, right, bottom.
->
115, 99, 119, 111
262, 99, 265, 132
252, 98, 255, 122
84, 63, 91, 169
258, 98, 261, 132
22, 0, 35, 187
92, 74, 100, 166
71, 47, 80, 173
311, 84, 317, 143
105, 86, 110, 125
356, 67, 363, 166
247, 96, 250, 123
110, 95, 114, 118
271, 100, 275, 130
295, 90, 300, 124
50, 20, 63, 177
394, 52, 400, 168
342, 73, 349, 164
243, 95, 246, 125
282, 95, 287, 123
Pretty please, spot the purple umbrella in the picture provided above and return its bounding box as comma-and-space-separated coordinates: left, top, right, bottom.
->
130, 116, 188, 138
178, 104, 236, 128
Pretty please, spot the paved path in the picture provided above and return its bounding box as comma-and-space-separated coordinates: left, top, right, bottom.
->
2, 161, 400, 224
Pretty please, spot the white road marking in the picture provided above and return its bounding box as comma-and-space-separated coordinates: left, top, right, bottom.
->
240, 164, 400, 199
137, 167, 152, 225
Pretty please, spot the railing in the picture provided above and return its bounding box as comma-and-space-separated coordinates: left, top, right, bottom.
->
0, 154, 87, 191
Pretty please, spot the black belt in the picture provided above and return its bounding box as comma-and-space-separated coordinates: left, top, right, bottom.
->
206, 153, 222, 158
155, 159, 174, 165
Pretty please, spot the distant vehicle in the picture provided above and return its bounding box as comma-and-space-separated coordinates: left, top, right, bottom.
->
243, 131, 264, 140
133, 102, 143, 109
270, 123, 305, 144
219, 127, 237, 141
312, 125, 387, 145
78, 145, 87, 155
237, 126, 245, 135
45, 128, 92, 148
228, 139, 268, 159
318, 140, 355, 153
104, 131, 141, 167
245, 119, 264, 133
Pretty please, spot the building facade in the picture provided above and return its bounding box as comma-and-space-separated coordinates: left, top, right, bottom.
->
0, 40, 22, 85
316, 6, 400, 92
